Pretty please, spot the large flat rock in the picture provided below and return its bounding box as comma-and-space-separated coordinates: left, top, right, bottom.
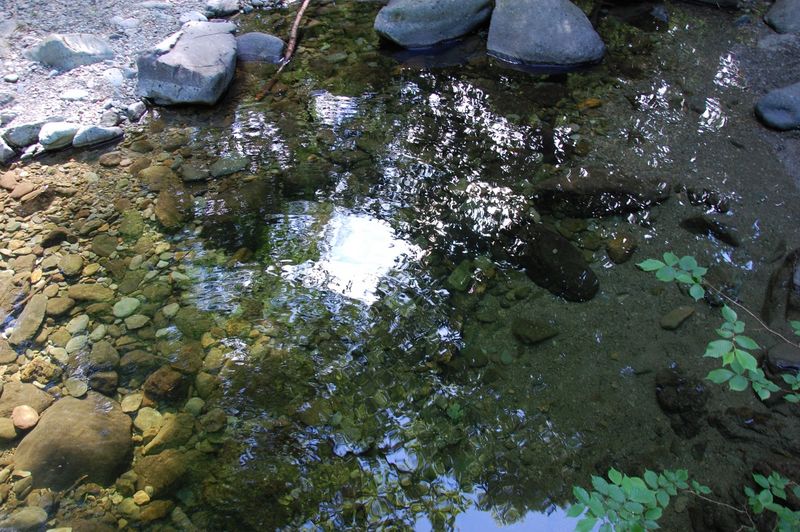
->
488, 0, 605, 66
374, 0, 492, 48
14, 392, 132, 490
26, 33, 113, 71
137, 21, 237, 105
8, 293, 47, 346
765, 0, 800, 34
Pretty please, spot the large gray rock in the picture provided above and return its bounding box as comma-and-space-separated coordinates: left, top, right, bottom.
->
766, 0, 800, 34
0, 381, 54, 417
39, 121, 80, 150
72, 125, 124, 148
488, 0, 605, 66
374, 0, 492, 48
236, 32, 285, 63
8, 294, 47, 346
756, 82, 800, 131
206, 0, 239, 17
26, 33, 113, 71
3, 120, 49, 149
136, 21, 237, 105
14, 392, 132, 490
0, 137, 14, 165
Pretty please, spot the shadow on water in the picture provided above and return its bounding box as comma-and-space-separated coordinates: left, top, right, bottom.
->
134, 1, 800, 530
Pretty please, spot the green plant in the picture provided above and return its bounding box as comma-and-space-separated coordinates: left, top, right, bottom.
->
703, 305, 780, 400
567, 468, 709, 531
745, 472, 800, 531
637, 252, 707, 301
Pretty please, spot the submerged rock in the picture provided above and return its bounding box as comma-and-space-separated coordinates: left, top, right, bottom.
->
655, 368, 708, 438
488, 0, 605, 66
374, 0, 492, 48
761, 248, 800, 327
14, 392, 132, 489
137, 21, 237, 105
26, 33, 113, 71
755, 81, 800, 131
532, 167, 670, 217
765, 0, 800, 34
236, 32, 284, 63
680, 215, 740, 247
8, 294, 47, 345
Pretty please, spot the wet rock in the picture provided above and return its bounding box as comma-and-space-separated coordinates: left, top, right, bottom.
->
134, 407, 163, 432
64, 378, 88, 398
142, 412, 194, 455
89, 371, 119, 395
113, 297, 141, 318
532, 167, 670, 217
58, 254, 84, 276
140, 500, 175, 522
0, 338, 16, 364
755, 81, 800, 131
511, 318, 558, 345
68, 284, 114, 302
488, 0, 605, 66
98, 151, 123, 167
26, 33, 113, 71
606, 234, 637, 264
179, 164, 209, 183
14, 392, 131, 490
0, 506, 48, 530
11, 405, 39, 430
9, 294, 48, 346
38, 121, 80, 150
72, 125, 123, 148
134, 449, 188, 496
655, 368, 708, 438
46, 297, 75, 317
119, 270, 146, 295
0, 418, 17, 441
374, 0, 492, 48
765, 0, 800, 34
236, 32, 284, 63
136, 21, 237, 105
41, 227, 72, 247
660, 306, 694, 330
209, 156, 250, 177
766, 342, 800, 374
19, 356, 61, 384
447, 260, 473, 292
144, 366, 189, 401
680, 215, 740, 247
502, 223, 598, 302
92, 234, 118, 257
119, 210, 145, 240
139, 164, 178, 190
0, 382, 54, 416
125, 314, 150, 329
174, 306, 213, 339
155, 188, 192, 232
88, 340, 120, 371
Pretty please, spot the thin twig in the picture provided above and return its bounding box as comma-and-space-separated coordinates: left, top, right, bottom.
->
703, 281, 800, 349
254, 0, 313, 101
687, 490, 756, 529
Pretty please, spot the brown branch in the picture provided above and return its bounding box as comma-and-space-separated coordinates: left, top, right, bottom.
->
254, 0, 313, 101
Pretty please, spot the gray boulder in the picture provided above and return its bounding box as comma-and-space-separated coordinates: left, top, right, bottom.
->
39, 121, 80, 150
0, 137, 14, 165
14, 392, 132, 490
26, 33, 113, 71
136, 21, 237, 105
756, 81, 800, 131
236, 32, 285, 63
72, 125, 124, 148
3, 120, 49, 149
206, 0, 239, 17
488, 0, 605, 66
765, 0, 800, 34
374, 0, 492, 48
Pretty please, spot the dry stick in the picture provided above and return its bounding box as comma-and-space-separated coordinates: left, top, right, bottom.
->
254, 0, 313, 101
702, 281, 800, 349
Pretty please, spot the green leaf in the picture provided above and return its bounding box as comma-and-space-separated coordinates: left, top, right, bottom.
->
689, 283, 705, 301
645, 507, 663, 520
656, 490, 669, 508
588, 495, 605, 518
663, 252, 679, 266
758, 489, 773, 505
576, 517, 598, 532
733, 321, 745, 334
692, 266, 708, 278
678, 256, 698, 271
624, 501, 645, 514
592, 476, 610, 495
567, 504, 586, 518
734, 336, 760, 350
734, 349, 758, 372
599, 524, 613, 532
574, 486, 591, 505
638, 259, 666, 272
675, 272, 694, 284
785, 394, 800, 403
706, 368, 734, 384
644, 470, 659, 490
729, 375, 749, 391
722, 305, 737, 323
609, 485, 626, 504
757, 387, 772, 400
705, 340, 733, 358
716, 328, 734, 339
676, 470, 689, 482
608, 468, 623, 485
656, 266, 676, 282
754, 474, 770, 489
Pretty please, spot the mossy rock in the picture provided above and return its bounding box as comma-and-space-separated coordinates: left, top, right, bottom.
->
174, 307, 214, 340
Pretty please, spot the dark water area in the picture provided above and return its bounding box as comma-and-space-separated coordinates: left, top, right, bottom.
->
79, 1, 800, 530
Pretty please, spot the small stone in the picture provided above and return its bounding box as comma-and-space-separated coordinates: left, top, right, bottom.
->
113, 297, 141, 318
134, 407, 163, 432
46, 297, 75, 317
121, 393, 143, 413
58, 254, 84, 276
606, 234, 637, 264
184, 397, 205, 417
66, 314, 90, 334
11, 405, 39, 430
99, 151, 123, 167
39, 121, 80, 150
0, 506, 48, 530
511, 318, 559, 345
660, 306, 695, 330
162, 303, 179, 318
68, 283, 114, 301
209, 156, 249, 177
125, 314, 150, 329
89, 324, 107, 341
64, 378, 88, 397
133, 490, 151, 505
65, 335, 88, 354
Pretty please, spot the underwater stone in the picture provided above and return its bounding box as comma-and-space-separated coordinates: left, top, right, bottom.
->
488, 0, 605, 66
374, 0, 492, 48
236, 32, 285, 63
136, 21, 237, 105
